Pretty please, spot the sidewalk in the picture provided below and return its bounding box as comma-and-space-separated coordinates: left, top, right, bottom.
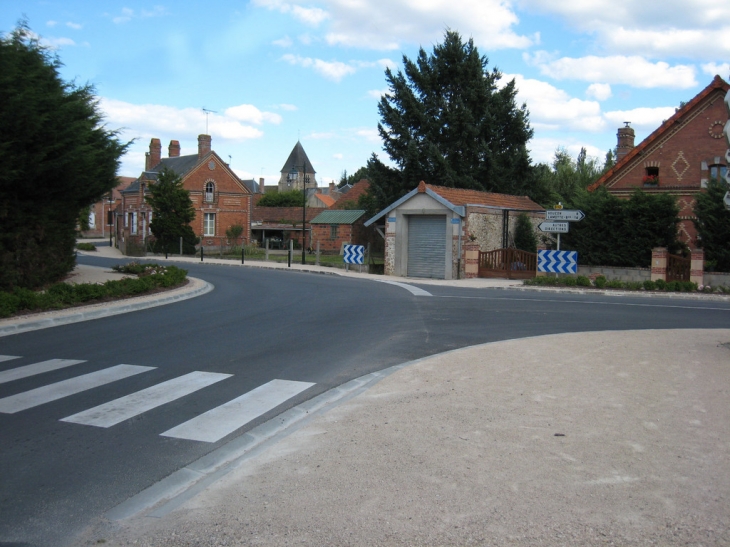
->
84, 328, 730, 547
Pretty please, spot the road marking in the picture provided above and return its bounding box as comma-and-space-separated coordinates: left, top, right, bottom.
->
61, 371, 232, 428
0, 359, 86, 385
375, 280, 432, 296
161, 379, 315, 443
0, 355, 20, 363
0, 365, 155, 414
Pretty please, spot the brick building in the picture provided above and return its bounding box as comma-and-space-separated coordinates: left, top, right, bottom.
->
81, 176, 135, 238
589, 75, 729, 247
310, 210, 367, 252
118, 135, 251, 255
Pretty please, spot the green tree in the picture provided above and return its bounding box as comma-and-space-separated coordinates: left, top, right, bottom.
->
693, 177, 730, 271
366, 30, 535, 211
513, 213, 537, 253
0, 23, 128, 290
257, 189, 305, 207
146, 168, 198, 254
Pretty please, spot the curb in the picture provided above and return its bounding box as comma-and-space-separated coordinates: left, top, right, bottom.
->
0, 277, 213, 337
497, 284, 730, 301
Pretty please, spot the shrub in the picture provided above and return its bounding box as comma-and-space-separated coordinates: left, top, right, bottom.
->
594, 275, 607, 288
626, 281, 644, 291
606, 279, 625, 289
643, 280, 656, 291
655, 279, 666, 290
576, 275, 591, 287
564, 277, 577, 286
76, 242, 97, 251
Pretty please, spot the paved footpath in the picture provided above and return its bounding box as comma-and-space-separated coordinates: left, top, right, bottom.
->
9, 241, 730, 546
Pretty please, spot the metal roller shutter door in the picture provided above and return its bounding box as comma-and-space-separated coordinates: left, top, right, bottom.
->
407, 215, 446, 279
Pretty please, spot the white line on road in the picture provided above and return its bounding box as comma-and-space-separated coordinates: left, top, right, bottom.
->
0, 359, 86, 385
61, 371, 232, 427
0, 365, 155, 414
161, 379, 315, 443
0, 355, 20, 363
375, 280, 432, 296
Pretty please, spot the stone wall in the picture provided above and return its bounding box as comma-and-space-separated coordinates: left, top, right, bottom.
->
577, 265, 651, 282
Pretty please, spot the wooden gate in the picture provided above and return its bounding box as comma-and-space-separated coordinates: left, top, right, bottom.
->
666, 253, 690, 282
478, 248, 537, 279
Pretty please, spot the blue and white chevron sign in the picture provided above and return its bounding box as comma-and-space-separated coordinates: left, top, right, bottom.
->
343, 244, 365, 264
538, 250, 578, 274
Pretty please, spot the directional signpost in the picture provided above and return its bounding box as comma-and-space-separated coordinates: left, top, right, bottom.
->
538, 205, 585, 276
545, 210, 585, 221
538, 221, 569, 233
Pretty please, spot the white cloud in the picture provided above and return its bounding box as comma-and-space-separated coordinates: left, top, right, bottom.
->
529, 137, 605, 165
225, 104, 282, 125
112, 6, 167, 24
66, 22, 82, 30
356, 128, 380, 143
278, 103, 298, 111
603, 107, 677, 130
586, 83, 612, 101
702, 62, 730, 78
281, 54, 356, 81
503, 74, 606, 132
273, 36, 293, 47
525, 52, 697, 89
333, 153, 343, 159
40, 35, 77, 49
255, 0, 532, 51
308, 132, 336, 139
367, 88, 389, 99
46, 20, 58, 27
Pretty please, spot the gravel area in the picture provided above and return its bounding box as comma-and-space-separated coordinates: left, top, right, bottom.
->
81, 328, 730, 547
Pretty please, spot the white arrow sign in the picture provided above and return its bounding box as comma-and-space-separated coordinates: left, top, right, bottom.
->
545, 209, 585, 221
538, 221, 569, 233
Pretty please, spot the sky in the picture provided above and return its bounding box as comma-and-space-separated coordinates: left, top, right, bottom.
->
3, 1, 729, 188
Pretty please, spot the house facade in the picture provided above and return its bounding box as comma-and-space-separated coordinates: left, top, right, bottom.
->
365, 181, 543, 279
118, 135, 252, 255
81, 176, 135, 238
589, 75, 729, 247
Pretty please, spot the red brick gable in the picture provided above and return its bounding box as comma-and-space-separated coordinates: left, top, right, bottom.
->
333, 179, 370, 209
425, 183, 543, 211
589, 75, 730, 192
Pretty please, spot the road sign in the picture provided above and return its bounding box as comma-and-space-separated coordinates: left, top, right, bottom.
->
343, 244, 365, 264
538, 250, 578, 274
538, 221, 569, 233
545, 209, 585, 222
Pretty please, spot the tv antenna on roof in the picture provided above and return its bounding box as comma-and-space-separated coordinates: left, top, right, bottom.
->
202, 108, 217, 134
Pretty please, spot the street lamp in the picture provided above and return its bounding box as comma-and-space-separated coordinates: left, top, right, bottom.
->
288, 166, 309, 264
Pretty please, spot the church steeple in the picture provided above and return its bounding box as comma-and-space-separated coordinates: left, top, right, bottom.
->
278, 141, 317, 191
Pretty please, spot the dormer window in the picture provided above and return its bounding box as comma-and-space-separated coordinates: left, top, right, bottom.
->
204, 181, 215, 202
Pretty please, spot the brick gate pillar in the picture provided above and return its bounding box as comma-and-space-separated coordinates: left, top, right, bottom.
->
651, 247, 667, 282
690, 249, 704, 286
463, 242, 479, 279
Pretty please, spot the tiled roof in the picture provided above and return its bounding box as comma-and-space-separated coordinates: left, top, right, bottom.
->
589, 75, 730, 191
424, 182, 543, 211
310, 210, 366, 224
313, 193, 336, 207
333, 179, 370, 209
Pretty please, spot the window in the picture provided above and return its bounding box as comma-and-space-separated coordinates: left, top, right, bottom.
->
204, 181, 215, 202
204, 213, 216, 236
709, 164, 727, 182
130, 212, 138, 235
643, 166, 659, 186
148, 211, 153, 234
329, 225, 338, 239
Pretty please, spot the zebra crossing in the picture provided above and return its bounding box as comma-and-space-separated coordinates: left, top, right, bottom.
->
0, 354, 315, 443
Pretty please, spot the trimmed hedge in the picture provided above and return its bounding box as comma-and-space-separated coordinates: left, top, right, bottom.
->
521, 275, 725, 294
0, 264, 187, 318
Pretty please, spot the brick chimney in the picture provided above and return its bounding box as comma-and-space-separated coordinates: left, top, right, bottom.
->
146, 138, 161, 170
198, 134, 212, 159
329, 181, 336, 194
168, 140, 180, 158
258, 177, 265, 193
616, 122, 635, 161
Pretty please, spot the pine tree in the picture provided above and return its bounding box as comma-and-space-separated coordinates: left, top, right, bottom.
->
367, 30, 535, 211
513, 213, 537, 253
146, 168, 198, 254
0, 23, 128, 290
693, 177, 730, 271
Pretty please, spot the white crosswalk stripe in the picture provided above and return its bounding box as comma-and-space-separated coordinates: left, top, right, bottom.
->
0, 365, 155, 414
61, 371, 232, 427
0, 355, 20, 363
0, 359, 86, 385
161, 379, 315, 443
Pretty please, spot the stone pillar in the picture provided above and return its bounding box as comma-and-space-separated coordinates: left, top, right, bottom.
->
463, 242, 479, 279
651, 247, 667, 282
536, 244, 547, 277
690, 249, 704, 286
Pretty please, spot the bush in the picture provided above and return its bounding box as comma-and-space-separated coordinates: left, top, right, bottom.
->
76, 242, 97, 251
563, 277, 577, 286
594, 275, 607, 288
655, 279, 666, 290
643, 280, 656, 291
576, 275, 591, 287
626, 281, 644, 291
606, 279, 625, 289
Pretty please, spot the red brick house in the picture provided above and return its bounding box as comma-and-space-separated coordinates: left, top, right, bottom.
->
589, 75, 729, 247
81, 176, 134, 238
118, 135, 252, 255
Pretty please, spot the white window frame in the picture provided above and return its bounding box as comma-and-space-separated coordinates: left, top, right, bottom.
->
148, 211, 153, 234
131, 212, 138, 235
204, 213, 215, 236
204, 181, 215, 203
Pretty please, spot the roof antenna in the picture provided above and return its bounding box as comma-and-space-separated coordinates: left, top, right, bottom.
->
202, 108, 217, 134
228, 155, 232, 166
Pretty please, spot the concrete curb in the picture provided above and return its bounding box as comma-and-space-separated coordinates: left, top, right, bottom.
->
0, 277, 213, 338
498, 284, 730, 301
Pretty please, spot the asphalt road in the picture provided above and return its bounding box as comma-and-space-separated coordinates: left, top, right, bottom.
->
1, 256, 730, 547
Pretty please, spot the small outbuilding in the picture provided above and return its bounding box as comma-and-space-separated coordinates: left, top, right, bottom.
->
309, 209, 367, 252
364, 181, 543, 280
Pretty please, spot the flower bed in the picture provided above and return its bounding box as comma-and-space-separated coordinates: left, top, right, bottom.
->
523, 275, 730, 294
0, 263, 187, 318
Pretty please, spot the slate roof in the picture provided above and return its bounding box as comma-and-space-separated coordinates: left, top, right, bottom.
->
122, 154, 202, 194
333, 179, 370, 209
241, 179, 260, 193
310, 210, 366, 224
280, 141, 316, 174
588, 75, 730, 192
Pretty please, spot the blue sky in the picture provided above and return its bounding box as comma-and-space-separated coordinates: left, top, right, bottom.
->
3, 1, 729, 187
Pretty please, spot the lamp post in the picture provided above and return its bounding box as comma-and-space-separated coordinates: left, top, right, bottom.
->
288, 166, 309, 264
